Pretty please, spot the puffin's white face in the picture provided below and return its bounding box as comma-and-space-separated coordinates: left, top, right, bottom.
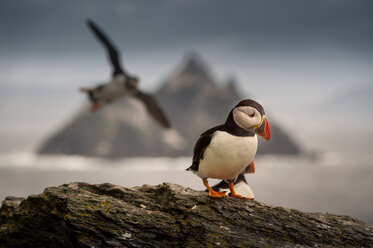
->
232, 106, 263, 131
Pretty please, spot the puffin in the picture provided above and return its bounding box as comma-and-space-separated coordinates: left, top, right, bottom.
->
80, 19, 171, 129
186, 99, 271, 199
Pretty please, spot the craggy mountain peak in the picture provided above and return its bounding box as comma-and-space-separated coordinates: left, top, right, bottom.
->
39, 53, 301, 157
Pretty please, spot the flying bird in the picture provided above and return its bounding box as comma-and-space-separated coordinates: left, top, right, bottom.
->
186, 99, 271, 199
80, 19, 171, 129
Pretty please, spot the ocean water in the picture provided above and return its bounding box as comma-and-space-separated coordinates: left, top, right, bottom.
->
0, 152, 372, 225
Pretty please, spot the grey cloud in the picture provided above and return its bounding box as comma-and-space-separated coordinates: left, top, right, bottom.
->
1, 0, 373, 57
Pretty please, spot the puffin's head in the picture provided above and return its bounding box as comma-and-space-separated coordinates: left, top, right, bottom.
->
232, 99, 271, 140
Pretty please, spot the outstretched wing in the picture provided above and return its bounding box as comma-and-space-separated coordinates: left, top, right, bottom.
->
86, 19, 125, 77
187, 125, 224, 172
134, 90, 171, 129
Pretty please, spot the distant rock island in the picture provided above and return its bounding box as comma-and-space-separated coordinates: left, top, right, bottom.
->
39, 53, 300, 158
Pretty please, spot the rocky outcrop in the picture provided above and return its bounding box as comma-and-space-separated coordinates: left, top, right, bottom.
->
1, 182, 372, 247
38, 53, 300, 158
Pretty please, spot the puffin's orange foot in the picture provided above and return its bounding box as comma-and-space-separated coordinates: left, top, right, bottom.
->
228, 181, 253, 200
209, 190, 226, 198
228, 192, 253, 200
203, 178, 226, 198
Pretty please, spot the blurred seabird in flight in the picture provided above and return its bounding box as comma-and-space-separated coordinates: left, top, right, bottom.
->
80, 19, 171, 129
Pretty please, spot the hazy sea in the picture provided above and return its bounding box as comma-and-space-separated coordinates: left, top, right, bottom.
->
0, 151, 372, 225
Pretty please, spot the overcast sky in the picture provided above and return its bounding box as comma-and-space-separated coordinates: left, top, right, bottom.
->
1, 0, 373, 54
1, 0, 373, 152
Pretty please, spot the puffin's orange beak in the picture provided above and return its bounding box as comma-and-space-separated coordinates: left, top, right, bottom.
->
257, 117, 271, 141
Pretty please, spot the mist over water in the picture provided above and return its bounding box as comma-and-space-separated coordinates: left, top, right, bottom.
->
1, 152, 373, 224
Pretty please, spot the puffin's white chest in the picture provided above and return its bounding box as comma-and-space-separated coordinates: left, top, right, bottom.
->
197, 131, 258, 180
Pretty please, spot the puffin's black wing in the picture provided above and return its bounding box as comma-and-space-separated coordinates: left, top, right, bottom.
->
134, 90, 171, 129
86, 19, 125, 77
187, 125, 225, 172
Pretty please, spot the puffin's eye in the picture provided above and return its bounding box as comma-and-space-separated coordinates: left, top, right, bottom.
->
249, 112, 255, 118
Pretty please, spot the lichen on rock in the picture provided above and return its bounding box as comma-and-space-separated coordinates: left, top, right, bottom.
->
1, 182, 372, 247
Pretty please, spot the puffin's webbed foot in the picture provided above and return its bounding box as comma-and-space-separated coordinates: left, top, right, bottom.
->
228, 192, 253, 200
209, 190, 226, 198
203, 179, 225, 198
228, 181, 253, 200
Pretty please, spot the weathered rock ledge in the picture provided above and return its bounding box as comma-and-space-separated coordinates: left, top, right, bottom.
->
1, 182, 372, 247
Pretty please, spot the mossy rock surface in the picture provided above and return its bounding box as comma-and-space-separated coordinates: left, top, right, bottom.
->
1, 182, 373, 247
